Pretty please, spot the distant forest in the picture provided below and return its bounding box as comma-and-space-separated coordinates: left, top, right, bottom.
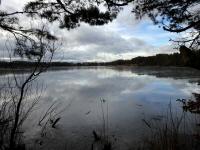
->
130, 46, 200, 69
0, 46, 200, 70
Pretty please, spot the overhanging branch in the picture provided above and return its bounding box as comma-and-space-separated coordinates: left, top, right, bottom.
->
163, 20, 200, 33
106, 0, 133, 6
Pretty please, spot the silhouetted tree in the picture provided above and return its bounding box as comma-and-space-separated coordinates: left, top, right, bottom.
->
0, 1, 58, 149
2, 0, 199, 52
24, 0, 118, 29
106, 0, 200, 50
131, 0, 200, 50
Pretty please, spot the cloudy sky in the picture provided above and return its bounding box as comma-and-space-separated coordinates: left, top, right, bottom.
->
0, 0, 179, 62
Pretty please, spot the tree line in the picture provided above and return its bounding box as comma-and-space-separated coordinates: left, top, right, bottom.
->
0, 46, 200, 70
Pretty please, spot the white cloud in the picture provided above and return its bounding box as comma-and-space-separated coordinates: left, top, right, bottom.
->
0, 0, 178, 62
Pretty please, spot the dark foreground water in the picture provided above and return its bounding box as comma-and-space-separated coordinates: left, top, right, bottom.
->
1, 66, 200, 150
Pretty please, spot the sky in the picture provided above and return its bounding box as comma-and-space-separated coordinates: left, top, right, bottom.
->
0, 0, 179, 62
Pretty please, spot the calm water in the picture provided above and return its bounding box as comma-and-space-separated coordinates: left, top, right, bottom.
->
2, 66, 200, 149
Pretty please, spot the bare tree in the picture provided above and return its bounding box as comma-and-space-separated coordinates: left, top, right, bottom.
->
0, 23, 58, 149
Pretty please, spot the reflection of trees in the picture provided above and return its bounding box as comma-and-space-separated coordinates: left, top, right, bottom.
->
176, 93, 200, 146
179, 93, 200, 114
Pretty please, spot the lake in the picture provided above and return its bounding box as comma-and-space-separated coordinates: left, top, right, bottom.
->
1, 66, 200, 150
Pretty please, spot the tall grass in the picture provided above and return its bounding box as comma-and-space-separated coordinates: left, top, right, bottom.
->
92, 99, 113, 150
138, 100, 200, 150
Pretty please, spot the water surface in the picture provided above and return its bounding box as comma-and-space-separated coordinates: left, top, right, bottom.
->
3, 66, 200, 149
